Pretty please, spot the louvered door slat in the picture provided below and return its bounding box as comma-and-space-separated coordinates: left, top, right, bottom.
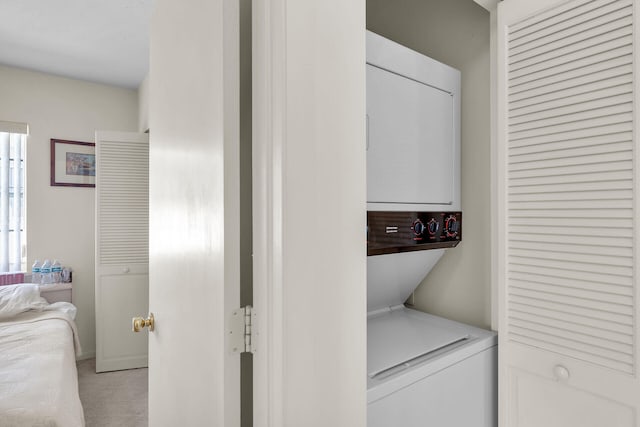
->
509, 303, 634, 336
509, 311, 632, 344
509, 71, 631, 108
505, 0, 635, 376
510, 133, 631, 157
509, 182, 632, 197
511, 25, 632, 74
511, 82, 632, 118
509, 149, 632, 171
511, 32, 632, 80
510, 112, 632, 141
509, 282, 632, 309
509, 8, 632, 61
508, 294, 632, 326
509, 272, 633, 299
511, 105, 632, 136
509, 232, 632, 247
510, 171, 632, 188
509, 256, 631, 277
509, 122, 633, 148
97, 138, 149, 265
510, 285, 633, 314
509, 317, 632, 354
509, 0, 629, 43
510, 93, 632, 127
510, 240, 631, 257
510, 213, 631, 223
510, 190, 632, 203
509, 214, 632, 227
509, 262, 632, 288
510, 62, 632, 98
510, 141, 631, 165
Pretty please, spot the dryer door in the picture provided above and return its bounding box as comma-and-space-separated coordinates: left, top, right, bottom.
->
367, 64, 454, 205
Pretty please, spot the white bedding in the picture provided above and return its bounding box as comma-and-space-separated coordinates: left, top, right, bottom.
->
0, 308, 85, 426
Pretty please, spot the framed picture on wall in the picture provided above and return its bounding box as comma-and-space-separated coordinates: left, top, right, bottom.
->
50, 139, 96, 187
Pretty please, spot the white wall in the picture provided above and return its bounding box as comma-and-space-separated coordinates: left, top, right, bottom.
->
0, 65, 139, 357
138, 73, 150, 133
367, 0, 492, 329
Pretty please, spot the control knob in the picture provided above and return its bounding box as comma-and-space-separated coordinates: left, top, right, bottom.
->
412, 219, 425, 236
427, 218, 439, 235
444, 215, 459, 238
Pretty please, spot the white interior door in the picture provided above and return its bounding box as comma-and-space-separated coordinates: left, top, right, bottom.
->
496, 0, 640, 425
148, 0, 241, 426
95, 130, 149, 373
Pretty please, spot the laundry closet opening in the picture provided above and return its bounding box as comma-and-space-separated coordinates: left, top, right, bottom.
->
243, 1, 491, 426
366, 0, 492, 337
364, 1, 494, 425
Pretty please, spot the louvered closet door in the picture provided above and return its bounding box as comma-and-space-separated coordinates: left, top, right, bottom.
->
496, 0, 640, 425
95, 131, 149, 372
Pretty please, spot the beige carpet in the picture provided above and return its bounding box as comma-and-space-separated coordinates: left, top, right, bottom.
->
77, 358, 148, 427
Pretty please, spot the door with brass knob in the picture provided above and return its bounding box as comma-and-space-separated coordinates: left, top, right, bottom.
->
95, 131, 149, 373
132, 313, 155, 332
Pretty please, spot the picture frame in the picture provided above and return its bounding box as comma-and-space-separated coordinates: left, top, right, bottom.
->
50, 139, 96, 187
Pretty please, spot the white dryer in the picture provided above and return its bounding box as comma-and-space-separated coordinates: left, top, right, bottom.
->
366, 31, 497, 427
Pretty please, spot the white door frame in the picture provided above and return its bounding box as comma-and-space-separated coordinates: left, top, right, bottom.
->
252, 1, 367, 426
251, 1, 285, 423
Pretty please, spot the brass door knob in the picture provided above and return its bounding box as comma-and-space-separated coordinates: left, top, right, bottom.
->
132, 313, 155, 332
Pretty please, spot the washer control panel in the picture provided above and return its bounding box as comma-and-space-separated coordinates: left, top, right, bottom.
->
367, 211, 462, 256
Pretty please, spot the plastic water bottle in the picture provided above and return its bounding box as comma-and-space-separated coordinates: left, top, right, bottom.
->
40, 259, 52, 284
31, 260, 41, 284
52, 260, 62, 283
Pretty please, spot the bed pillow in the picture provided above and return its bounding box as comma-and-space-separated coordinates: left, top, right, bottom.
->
0, 284, 49, 320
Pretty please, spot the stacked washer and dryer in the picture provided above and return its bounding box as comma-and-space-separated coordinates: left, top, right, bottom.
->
366, 31, 497, 427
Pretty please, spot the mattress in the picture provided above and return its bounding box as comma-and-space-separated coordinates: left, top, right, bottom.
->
0, 310, 85, 427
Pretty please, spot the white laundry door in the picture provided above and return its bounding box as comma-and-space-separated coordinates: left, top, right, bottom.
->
95, 131, 149, 373
496, 0, 640, 425
147, 0, 241, 426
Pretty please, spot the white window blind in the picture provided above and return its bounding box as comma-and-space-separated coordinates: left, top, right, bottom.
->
0, 121, 27, 273
506, 0, 635, 375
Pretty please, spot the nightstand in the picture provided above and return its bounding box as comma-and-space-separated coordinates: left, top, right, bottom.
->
39, 282, 72, 304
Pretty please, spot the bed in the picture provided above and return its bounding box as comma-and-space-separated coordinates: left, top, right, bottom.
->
0, 284, 85, 427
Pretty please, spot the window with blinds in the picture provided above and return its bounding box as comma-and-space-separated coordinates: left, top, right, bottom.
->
506, 0, 635, 374
0, 122, 27, 274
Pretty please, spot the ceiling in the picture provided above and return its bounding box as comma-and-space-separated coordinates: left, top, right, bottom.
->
0, 0, 155, 89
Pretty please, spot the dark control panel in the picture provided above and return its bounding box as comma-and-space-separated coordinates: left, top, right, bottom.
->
367, 211, 462, 256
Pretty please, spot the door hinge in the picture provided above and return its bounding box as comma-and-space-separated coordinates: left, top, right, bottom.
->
229, 305, 255, 354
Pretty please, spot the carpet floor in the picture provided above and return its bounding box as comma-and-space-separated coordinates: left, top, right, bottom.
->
77, 358, 148, 427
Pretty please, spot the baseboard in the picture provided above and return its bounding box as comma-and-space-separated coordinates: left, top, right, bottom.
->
76, 351, 96, 361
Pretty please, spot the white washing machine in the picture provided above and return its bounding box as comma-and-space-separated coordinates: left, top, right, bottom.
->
367, 306, 497, 427
366, 31, 497, 427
